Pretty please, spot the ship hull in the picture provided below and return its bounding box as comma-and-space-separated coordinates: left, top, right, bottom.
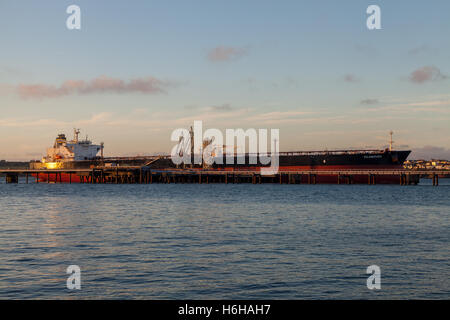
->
33, 172, 82, 183
208, 150, 411, 169
30, 150, 412, 184
32, 170, 413, 185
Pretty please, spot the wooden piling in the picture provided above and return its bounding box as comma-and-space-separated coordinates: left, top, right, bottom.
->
433, 174, 439, 186
6, 174, 19, 183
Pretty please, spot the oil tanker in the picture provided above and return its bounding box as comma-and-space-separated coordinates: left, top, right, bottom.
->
30, 129, 411, 184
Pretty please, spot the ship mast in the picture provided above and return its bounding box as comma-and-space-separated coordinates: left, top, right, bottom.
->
74, 128, 80, 143
389, 131, 394, 151
189, 126, 194, 167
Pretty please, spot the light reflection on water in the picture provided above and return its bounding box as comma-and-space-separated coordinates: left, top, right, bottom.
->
0, 180, 449, 299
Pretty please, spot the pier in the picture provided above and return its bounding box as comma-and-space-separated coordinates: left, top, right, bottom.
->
1, 168, 449, 186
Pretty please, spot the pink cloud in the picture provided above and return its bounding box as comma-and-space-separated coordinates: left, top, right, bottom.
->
207, 46, 247, 62
409, 66, 447, 84
343, 74, 359, 83
16, 76, 171, 99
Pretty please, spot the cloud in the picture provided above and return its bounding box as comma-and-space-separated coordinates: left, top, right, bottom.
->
0, 66, 29, 78
0, 67, 18, 75
245, 110, 323, 125
343, 74, 359, 83
15, 75, 172, 100
408, 45, 437, 56
359, 95, 450, 114
78, 112, 113, 125
360, 99, 379, 105
208, 104, 233, 112
409, 66, 447, 84
207, 46, 247, 62
0, 118, 68, 128
410, 146, 450, 160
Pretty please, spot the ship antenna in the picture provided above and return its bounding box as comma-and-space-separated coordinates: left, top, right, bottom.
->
389, 131, 394, 151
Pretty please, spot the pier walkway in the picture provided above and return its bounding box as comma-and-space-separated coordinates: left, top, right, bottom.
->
1, 168, 449, 186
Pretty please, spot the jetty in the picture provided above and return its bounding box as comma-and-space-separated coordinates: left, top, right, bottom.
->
1, 168, 449, 186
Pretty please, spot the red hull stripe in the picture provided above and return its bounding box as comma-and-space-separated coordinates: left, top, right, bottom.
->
33, 168, 406, 184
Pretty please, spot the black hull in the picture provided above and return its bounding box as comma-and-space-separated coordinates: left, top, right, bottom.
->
208, 150, 411, 169
30, 150, 411, 170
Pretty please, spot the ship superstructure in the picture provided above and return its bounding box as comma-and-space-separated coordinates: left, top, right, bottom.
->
43, 129, 103, 163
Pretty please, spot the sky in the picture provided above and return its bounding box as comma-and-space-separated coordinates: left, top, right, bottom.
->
1, 0, 450, 160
